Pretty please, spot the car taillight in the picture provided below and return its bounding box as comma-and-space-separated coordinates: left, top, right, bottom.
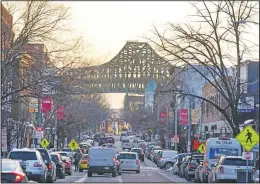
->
11, 172, 24, 183
48, 162, 52, 170
136, 160, 139, 165
33, 163, 43, 167
219, 166, 224, 173
187, 163, 191, 169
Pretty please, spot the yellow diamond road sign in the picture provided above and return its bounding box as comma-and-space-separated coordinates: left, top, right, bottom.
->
197, 143, 205, 154
40, 138, 50, 148
236, 125, 259, 152
68, 139, 79, 151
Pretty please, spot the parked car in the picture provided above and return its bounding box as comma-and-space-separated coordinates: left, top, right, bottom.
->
179, 155, 191, 178
148, 146, 162, 160
79, 154, 88, 172
61, 156, 72, 175
157, 150, 178, 169
58, 151, 74, 163
61, 148, 75, 163
194, 160, 204, 183
1, 159, 29, 183
50, 152, 66, 179
88, 147, 117, 177
116, 154, 123, 175
7, 148, 48, 183
154, 150, 162, 165
130, 148, 145, 161
36, 148, 56, 183
118, 152, 140, 173
254, 158, 259, 183
209, 156, 255, 183
172, 153, 190, 175
183, 154, 204, 181
151, 150, 162, 163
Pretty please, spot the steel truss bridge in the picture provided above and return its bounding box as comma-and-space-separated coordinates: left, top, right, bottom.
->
66, 41, 172, 94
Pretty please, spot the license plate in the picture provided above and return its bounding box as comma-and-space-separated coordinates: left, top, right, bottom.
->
105, 167, 109, 169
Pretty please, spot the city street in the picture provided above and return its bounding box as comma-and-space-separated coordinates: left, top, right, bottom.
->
29, 136, 188, 183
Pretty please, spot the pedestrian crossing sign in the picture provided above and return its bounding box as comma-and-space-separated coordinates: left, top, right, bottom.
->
40, 138, 50, 148
236, 125, 259, 152
197, 143, 205, 154
68, 139, 79, 151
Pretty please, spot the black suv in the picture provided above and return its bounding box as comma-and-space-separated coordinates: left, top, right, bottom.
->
99, 137, 108, 146
106, 137, 115, 144
36, 148, 56, 183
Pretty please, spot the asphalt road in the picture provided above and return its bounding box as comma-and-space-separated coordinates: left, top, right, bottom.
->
30, 135, 188, 183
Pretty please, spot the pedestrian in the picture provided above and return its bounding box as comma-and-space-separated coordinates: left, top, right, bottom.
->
73, 151, 81, 171
245, 129, 252, 144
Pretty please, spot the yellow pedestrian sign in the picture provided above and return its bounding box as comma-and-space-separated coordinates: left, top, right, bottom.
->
40, 138, 50, 148
68, 139, 79, 151
236, 125, 259, 152
197, 143, 205, 154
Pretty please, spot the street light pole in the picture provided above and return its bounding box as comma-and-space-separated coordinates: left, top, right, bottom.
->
187, 98, 192, 153
174, 94, 178, 151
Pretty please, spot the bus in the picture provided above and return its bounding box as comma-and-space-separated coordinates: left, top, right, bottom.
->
202, 137, 241, 182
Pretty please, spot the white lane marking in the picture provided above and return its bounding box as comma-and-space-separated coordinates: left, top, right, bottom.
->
74, 173, 88, 182
118, 176, 123, 183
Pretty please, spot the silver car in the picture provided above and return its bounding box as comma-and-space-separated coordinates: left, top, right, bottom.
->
210, 156, 255, 183
118, 152, 140, 173
8, 148, 48, 183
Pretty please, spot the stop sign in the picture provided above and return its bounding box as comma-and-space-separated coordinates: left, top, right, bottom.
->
244, 152, 252, 160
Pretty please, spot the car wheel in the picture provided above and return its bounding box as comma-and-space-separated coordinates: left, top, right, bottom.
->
62, 171, 66, 179
118, 172, 122, 176
88, 172, 92, 177
165, 162, 173, 170
123, 148, 125, 150
136, 170, 140, 174
39, 172, 47, 183
47, 175, 54, 183
186, 174, 191, 181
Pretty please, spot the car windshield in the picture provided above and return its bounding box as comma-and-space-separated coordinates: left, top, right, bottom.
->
100, 138, 107, 142
122, 139, 129, 143
132, 149, 141, 153
51, 155, 59, 162
89, 149, 114, 158
2, 160, 20, 171
59, 152, 68, 157
120, 154, 136, 159
37, 149, 51, 161
62, 149, 72, 152
222, 158, 254, 166
9, 152, 37, 160
209, 148, 239, 159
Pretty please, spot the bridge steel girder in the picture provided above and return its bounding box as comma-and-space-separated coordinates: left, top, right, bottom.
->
67, 42, 172, 94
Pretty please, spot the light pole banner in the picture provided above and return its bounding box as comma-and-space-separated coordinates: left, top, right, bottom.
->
179, 109, 189, 125
41, 96, 52, 113
160, 112, 167, 123
57, 106, 65, 120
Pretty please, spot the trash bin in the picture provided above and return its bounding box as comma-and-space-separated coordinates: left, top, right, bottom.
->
236, 169, 254, 183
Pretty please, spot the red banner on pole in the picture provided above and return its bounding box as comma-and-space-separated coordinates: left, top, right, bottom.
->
57, 106, 64, 120
179, 109, 188, 124
160, 112, 167, 123
41, 96, 52, 113
193, 140, 199, 150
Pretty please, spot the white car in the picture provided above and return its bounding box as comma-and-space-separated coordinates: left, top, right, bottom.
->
210, 156, 255, 183
118, 152, 140, 173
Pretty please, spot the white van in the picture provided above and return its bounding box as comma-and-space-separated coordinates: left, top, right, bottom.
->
203, 138, 242, 182
121, 137, 134, 150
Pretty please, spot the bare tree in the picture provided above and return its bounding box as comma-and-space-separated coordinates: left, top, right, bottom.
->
1, 1, 85, 106
147, 1, 259, 136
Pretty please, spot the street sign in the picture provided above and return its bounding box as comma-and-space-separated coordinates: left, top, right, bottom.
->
236, 125, 259, 152
35, 127, 44, 138
172, 135, 179, 143
68, 139, 79, 151
179, 109, 188, 125
193, 140, 199, 150
197, 143, 205, 154
242, 152, 253, 160
237, 96, 255, 113
40, 138, 50, 148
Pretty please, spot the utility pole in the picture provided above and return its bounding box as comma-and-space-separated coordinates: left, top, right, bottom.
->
187, 98, 192, 153
174, 94, 178, 151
